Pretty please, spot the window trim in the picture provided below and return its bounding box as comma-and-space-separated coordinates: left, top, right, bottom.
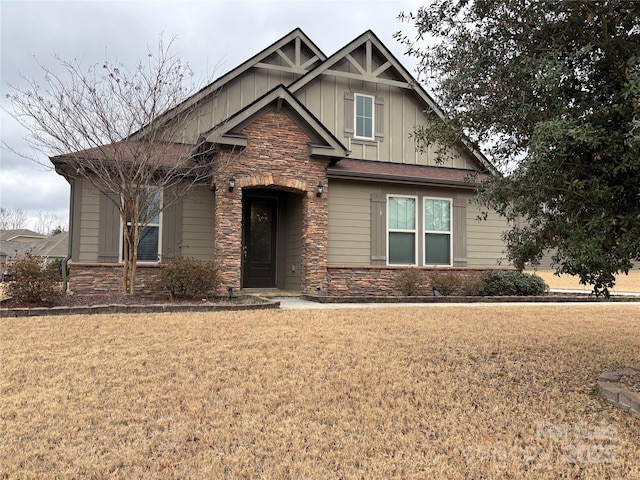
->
386, 194, 418, 266
354, 93, 375, 141
423, 196, 453, 267
119, 188, 163, 264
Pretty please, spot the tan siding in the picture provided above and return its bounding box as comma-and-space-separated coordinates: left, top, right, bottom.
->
180, 186, 215, 261
466, 203, 510, 266
78, 182, 100, 262
328, 181, 375, 265
284, 198, 302, 291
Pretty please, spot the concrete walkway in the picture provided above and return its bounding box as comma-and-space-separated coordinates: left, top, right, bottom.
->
275, 296, 640, 310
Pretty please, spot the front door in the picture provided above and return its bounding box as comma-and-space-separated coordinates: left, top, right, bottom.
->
242, 197, 277, 288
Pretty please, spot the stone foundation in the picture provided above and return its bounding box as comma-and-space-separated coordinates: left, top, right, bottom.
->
69, 263, 162, 295
326, 266, 509, 297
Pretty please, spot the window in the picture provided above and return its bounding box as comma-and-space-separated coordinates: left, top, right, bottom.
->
121, 188, 162, 263
424, 198, 452, 265
387, 195, 417, 265
355, 93, 374, 140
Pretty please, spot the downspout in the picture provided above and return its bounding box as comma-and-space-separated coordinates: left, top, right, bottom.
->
61, 176, 75, 294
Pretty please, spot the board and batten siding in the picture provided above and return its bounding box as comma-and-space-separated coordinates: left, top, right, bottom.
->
295, 76, 478, 169
180, 68, 303, 144
180, 186, 215, 261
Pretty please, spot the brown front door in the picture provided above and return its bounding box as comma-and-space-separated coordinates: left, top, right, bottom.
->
242, 197, 277, 288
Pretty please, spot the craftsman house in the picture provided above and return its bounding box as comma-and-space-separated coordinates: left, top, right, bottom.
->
52, 29, 510, 297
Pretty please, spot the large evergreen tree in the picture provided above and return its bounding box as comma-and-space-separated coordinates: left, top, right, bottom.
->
397, 0, 640, 295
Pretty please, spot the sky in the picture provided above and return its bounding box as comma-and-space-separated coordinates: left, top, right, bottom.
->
1, 0, 425, 231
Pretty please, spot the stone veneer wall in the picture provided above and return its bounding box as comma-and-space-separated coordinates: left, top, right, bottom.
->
212, 111, 329, 296
69, 263, 162, 295
326, 266, 507, 297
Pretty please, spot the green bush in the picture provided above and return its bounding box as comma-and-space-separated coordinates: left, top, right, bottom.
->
480, 271, 548, 296
428, 270, 463, 296
394, 268, 424, 296
156, 257, 220, 299
5, 251, 61, 306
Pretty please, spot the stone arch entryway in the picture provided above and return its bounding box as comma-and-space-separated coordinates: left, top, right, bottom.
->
241, 187, 304, 291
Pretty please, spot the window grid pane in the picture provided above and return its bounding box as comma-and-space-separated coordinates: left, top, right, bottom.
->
425, 199, 450, 232
355, 95, 373, 138
389, 197, 415, 230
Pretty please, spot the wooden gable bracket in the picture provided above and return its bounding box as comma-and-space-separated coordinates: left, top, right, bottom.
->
324, 41, 410, 89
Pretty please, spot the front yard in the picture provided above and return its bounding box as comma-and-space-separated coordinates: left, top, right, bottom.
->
1, 305, 639, 478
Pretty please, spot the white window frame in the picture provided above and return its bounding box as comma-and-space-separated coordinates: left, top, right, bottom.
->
354, 93, 375, 140
119, 188, 163, 264
423, 197, 453, 266
386, 194, 418, 266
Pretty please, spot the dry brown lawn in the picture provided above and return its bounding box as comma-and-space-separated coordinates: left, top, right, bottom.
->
2, 305, 640, 479
530, 269, 640, 294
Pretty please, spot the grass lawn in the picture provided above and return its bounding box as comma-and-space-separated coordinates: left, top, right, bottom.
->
2, 305, 639, 479
530, 269, 640, 294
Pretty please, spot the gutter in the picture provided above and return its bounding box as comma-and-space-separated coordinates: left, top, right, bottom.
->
326, 170, 481, 190
61, 176, 75, 294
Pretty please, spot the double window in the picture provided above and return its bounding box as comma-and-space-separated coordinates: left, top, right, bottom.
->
121, 188, 162, 263
387, 195, 452, 266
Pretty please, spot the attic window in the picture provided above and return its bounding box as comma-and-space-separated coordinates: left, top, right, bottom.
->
354, 93, 374, 140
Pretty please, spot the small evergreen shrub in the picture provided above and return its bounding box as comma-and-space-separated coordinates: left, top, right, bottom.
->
480, 271, 548, 296
394, 268, 424, 296
156, 257, 220, 299
5, 251, 61, 306
428, 270, 463, 296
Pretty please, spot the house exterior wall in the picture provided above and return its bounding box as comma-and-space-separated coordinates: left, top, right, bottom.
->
180, 185, 216, 261
284, 197, 303, 291
212, 110, 329, 295
327, 179, 508, 268
295, 75, 478, 169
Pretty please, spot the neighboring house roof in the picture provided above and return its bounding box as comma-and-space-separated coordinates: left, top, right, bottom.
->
0, 239, 40, 261
327, 159, 489, 188
32, 231, 69, 258
201, 85, 349, 159
0, 229, 47, 242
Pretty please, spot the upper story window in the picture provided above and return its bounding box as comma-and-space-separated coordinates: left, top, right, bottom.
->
355, 93, 375, 140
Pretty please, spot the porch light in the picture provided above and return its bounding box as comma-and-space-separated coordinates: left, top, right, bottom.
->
228, 177, 235, 192
316, 182, 324, 197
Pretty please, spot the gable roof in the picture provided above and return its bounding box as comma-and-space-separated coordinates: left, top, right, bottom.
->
32, 231, 69, 258
289, 30, 498, 176
135, 28, 326, 140
201, 85, 349, 159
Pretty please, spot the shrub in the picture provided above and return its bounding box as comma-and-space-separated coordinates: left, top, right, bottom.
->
394, 268, 424, 296
480, 271, 548, 296
5, 251, 61, 306
156, 257, 220, 299
428, 270, 463, 296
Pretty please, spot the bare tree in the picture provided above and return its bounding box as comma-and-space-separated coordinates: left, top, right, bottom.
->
5, 37, 214, 294
0, 207, 28, 230
33, 211, 64, 235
